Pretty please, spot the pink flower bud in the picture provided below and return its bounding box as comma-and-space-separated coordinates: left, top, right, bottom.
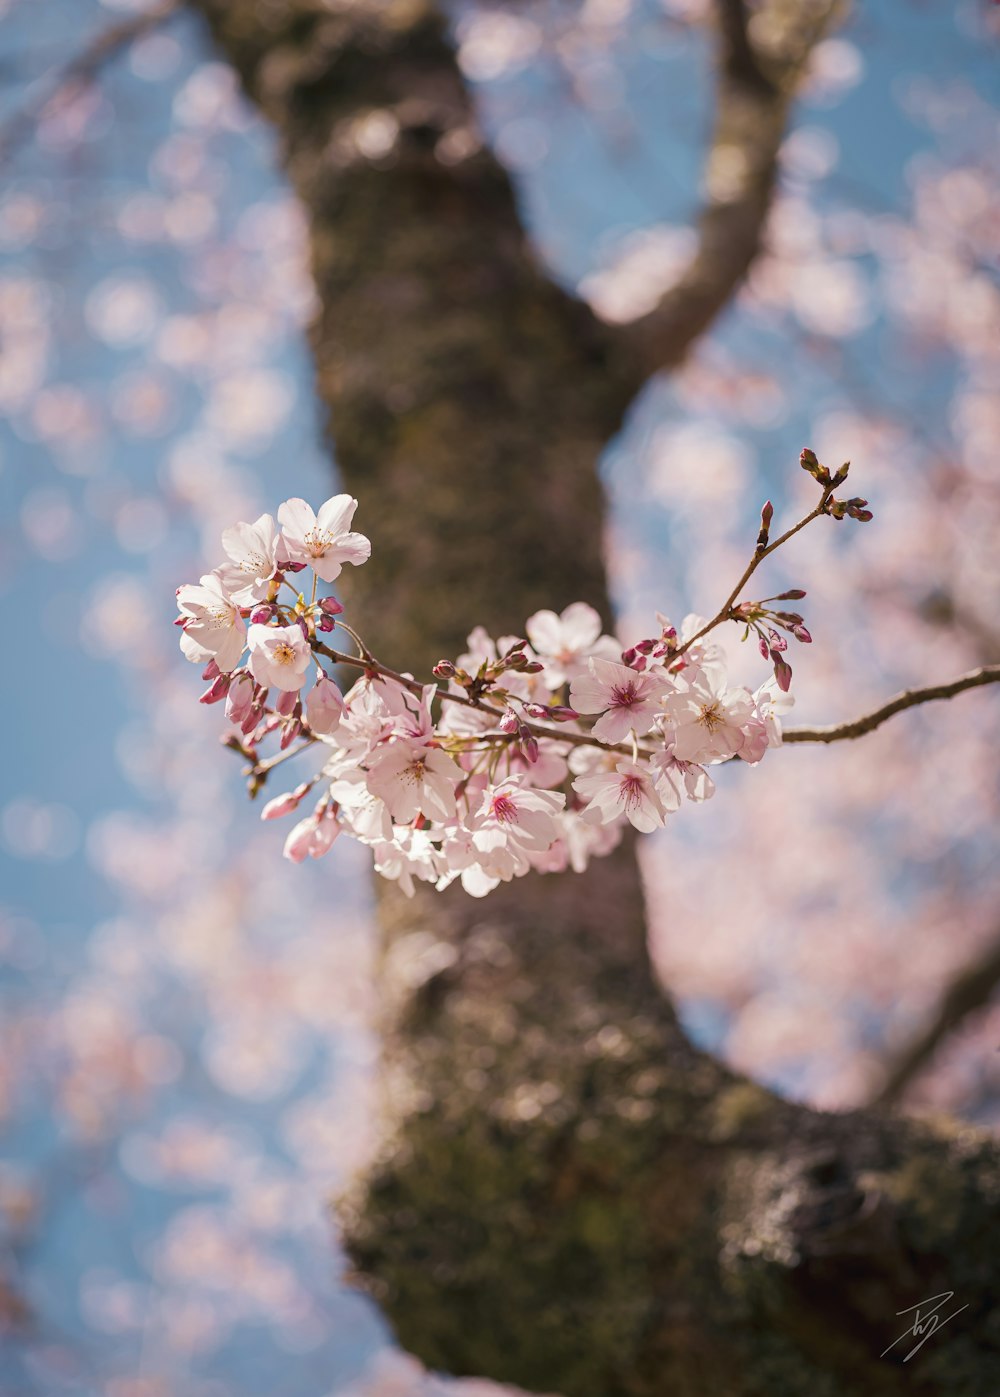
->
318, 596, 344, 615
282, 808, 340, 863
225, 674, 255, 725
433, 659, 457, 679
318, 614, 336, 632
250, 605, 275, 624
261, 789, 305, 820
241, 704, 263, 736
773, 657, 793, 692
305, 676, 344, 735
522, 733, 540, 764
279, 719, 302, 750
200, 674, 231, 704
275, 689, 297, 717
201, 659, 221, 681
546, 706, 580, 722
792, 625, 812, 644
499, 707, 520, 735
283, 560, 308, 573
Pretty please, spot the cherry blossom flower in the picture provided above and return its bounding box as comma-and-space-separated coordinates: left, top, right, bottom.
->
649, 752, 715, 811
277, 495, 371, 582
735, 677, 795, 764
176, 572, 246, 673
465, 779, 565, 883
525, 602, 619, 687
247, 623, 311, 692
326, 767, 394, 845
365, 741, 462, 824
573, 760, 666, 832
372, 827, 441, 898
217, 513, 284, 605
569, 657, 666, 744
660, 675, 754, 763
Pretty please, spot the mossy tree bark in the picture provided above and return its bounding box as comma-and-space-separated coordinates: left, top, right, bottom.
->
188, 2, 1000, 1392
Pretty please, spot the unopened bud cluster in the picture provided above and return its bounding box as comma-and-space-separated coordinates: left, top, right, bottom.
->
175, 452, 871, 898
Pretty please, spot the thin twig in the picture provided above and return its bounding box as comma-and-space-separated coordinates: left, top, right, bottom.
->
675, 487, 834, 657
782, 666, 1000, 744
0, 0, 179, 162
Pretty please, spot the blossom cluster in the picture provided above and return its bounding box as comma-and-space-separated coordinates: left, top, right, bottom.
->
176, 460, 859, 899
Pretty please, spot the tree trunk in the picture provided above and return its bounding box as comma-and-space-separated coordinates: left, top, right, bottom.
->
189, 3, 1000, 1392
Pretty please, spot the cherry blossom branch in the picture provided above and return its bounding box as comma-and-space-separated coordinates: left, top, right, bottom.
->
675, 488, 834, 658
782, 666, 1000, 745
311, 641, 648, 760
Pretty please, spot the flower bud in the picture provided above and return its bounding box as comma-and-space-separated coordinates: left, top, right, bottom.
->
250, 605, 275, 625
433, 659, 457, 679
275, 689, 297, 717
499, 707, 520, 735
261, 789, 305, 820
773, 657, 793, 692
317, 614, 336, 631
225, 674, 255, 725
201, 659, 221, 681
199, 674, 231, 704
279, 719, 302, 750
318, 596, 344, 615
283, 560, 308, 573
305, 676, 344, 735
774, 589, 807, 600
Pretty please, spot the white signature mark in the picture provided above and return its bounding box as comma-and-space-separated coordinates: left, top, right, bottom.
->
881, 1291, 970, 1363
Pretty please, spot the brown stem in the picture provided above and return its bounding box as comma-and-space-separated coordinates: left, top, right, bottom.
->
783, 665, 1000, 744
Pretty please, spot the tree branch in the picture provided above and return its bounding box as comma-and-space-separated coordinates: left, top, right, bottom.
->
0, 0, 179, 162
625, 0, 845, 374
782, 665, 1000, 744
869, 932, 1000, 1108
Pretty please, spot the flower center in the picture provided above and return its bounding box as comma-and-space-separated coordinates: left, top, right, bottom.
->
273, 642, 296, 665
619, 774, 644, 810
698, 701, 724, 731
491, 793, 519, 824
239, 550, 268, 575
403, 758, 427, 786
304, 527, 335, 558
609, 681, 639, 710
